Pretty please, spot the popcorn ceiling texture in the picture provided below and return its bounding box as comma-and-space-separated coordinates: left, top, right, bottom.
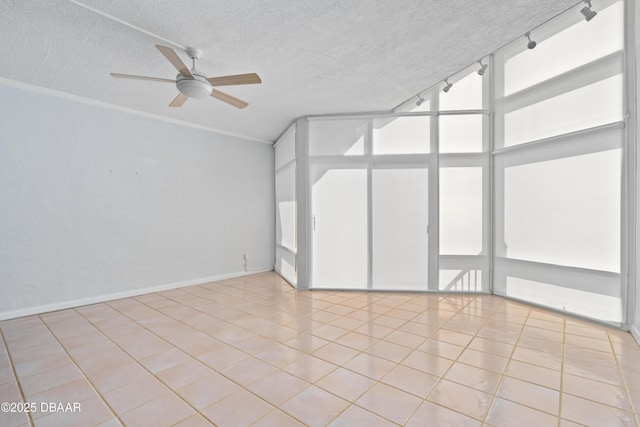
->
0, 0, 575, 141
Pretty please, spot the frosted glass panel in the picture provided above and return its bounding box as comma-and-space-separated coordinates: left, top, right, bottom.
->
309, 119, 367, 156
275, 131, 297, 287
275, 162, 296, 251
439, 71, 483, 110
275, 246, 296, 285
373, 117, 429, 154
275, 127, 295, 170
505, 1, 623, 95
439, 115, 483, 153
312, 169, 367, 288
505, 277, 621, 323
504, 149, 620, 272
504, 74, 623, 146
372, 169, 428, 290
439, 168, 483, 255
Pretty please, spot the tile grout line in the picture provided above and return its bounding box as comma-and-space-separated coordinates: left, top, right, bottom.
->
101, 293, 317, 426
0, 326, 35, 427
319, 293, 467, 426
37, 313, 125, 427
55, 306, 189, 420
2, 286, 577, 426
6, 290, 477, 427
86, 299, 275, 425
496, 312, 575, 414
479, 298, 532, 426
606, 327, 640, 425
404, 295, 480, 423
559, 325, 639, 420
260, 291, 429, 426
557, 311, 566, 427
326, 295, 460, 426
67, 304, 205, 422
4, 277, 638, 426
175, 287, 442, 425
252, 291, 458, 425
412, 294, 506, 424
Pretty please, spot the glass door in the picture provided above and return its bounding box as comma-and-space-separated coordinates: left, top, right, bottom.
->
311, 166, 368, 289
372, 167, 429, 290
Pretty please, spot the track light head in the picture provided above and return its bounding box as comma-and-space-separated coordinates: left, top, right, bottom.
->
477, 61, 488, 76
416, 95, 426, 106
525, 33, 537, 50
443, 79, 452, 93
580, 1, 597, 21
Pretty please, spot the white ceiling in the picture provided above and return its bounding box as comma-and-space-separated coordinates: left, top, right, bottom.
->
0, 0, 576, 143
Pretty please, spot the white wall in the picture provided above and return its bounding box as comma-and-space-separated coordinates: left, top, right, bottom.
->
634, 0, 640, 343
0, 82, 274, 318
636, 104, 640, 339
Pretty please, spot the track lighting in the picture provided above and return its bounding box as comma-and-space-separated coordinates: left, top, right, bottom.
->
580, 1, 597, 21
477, 60, 488, 76
416, 95, 426, 106
443, 79, 452, 93
525, 33, 537, 50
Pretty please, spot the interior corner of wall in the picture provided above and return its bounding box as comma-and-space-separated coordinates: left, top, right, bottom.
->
631, 323, 640, 345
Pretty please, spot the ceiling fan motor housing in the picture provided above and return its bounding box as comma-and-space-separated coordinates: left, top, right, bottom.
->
176, 72, 212, 98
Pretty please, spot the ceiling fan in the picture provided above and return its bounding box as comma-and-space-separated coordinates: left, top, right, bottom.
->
111, 45, 261, 109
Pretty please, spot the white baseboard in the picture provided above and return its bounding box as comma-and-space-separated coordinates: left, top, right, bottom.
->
632, 324, 640, 347
0, 268, 273, 321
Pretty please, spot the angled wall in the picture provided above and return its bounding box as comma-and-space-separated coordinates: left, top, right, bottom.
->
0, 81, 274, 319
634, 0, 640, 343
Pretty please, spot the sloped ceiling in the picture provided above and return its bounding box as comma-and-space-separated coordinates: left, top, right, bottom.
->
0, 0, 576, 142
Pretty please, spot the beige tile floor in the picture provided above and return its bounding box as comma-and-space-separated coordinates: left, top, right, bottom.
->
0, 271, 639, 426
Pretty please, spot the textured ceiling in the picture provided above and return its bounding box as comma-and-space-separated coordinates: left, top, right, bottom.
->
0, 0, 576, 142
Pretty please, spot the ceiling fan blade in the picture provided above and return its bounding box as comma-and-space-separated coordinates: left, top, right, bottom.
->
210, 89, 249, 109
207, 73, 262, 86
169, 92, 188, 107
111, 73, 175, 84
156, 45, 193, 77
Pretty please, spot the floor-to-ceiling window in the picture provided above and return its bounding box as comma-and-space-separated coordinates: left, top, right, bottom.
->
437, 65, 490, 292
306, 69, 490, 291
493, 0, 624, 324
307, 119, 369, 289
308, 115, 435, 290
276, 0, 629, 327
371, 117, 431, 290
274, 125, 297, 285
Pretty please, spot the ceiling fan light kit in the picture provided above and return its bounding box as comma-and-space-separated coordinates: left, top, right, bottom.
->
176, 73, 212, 98
111, 45, 261, 109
